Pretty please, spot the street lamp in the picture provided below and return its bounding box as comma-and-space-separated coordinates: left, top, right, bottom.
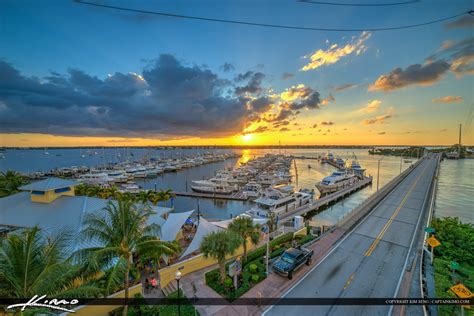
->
376, 156, 384, 191
175, 270, 182, 316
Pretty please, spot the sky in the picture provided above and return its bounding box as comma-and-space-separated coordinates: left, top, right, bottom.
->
0, 0, 473, 147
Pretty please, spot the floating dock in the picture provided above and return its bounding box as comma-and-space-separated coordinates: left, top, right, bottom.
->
279, 176, 373, 223
172, 190, 248, 201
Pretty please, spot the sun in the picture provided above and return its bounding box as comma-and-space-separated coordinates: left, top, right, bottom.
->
242, 134, 253, 142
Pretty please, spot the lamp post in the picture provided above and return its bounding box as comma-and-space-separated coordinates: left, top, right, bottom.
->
376, 156, 384, 191
175, 270, 182, 316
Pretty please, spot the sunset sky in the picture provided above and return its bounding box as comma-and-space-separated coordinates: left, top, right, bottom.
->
0, 0, 473, 147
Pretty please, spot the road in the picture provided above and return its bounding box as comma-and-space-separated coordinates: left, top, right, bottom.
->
266, 155, 438, 316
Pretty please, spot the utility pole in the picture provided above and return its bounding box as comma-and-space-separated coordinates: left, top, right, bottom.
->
377, 156, 384, 191
459, 124, 462, 156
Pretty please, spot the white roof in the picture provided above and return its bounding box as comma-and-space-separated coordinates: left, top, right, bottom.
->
180, 218, 223, 258
159, 210, 195, 241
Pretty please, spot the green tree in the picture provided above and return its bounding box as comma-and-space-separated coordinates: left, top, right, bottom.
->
85, 185, 101, 197
78, 199, 179, 316
0, 170, 26, 197
0, 226, 101, 299
136, 190, 154, 205
228, 216, 261, 260
200, 230, 242, 283
432, 217, 474, 265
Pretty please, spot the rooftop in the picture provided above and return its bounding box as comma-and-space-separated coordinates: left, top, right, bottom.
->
19, 177, 80, 191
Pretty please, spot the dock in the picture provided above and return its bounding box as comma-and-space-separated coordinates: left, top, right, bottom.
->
172, 190, 249, 201
279, 176, 373, 223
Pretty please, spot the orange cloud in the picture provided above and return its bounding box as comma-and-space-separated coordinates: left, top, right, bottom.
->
432, 96, 463, 103
364, 99, 381, 113
301, 32, 371, 71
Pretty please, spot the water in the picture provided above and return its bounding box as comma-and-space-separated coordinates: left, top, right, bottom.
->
1, 148, 471, 223
434, 159, 473, 224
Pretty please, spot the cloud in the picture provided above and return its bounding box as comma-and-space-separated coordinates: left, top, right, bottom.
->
432, 96, 463, 103
312, 123, 318, 128
370, 36, 473, 92
243, 126, 269, 134
272, 120, 290, 128
334, 83, 357, 92
0, 56, 268, 138
301, 31, 371, 71
220, 63, 235, 72
378, 131, 386, 135
279, 127, 290, 132
321, 121, 334, 126
363, 114, 392, 125
282, 72, 294, 80
321, 94, 335, 106
234, 71, 266, 95
368, 60, 450, 91
445, 16, 474, 29
364, 99, 381, 113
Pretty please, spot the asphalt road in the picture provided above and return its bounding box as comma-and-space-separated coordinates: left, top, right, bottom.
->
266, 156, 438, 316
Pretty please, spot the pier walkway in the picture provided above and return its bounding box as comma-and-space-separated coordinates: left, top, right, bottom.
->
264, 154, 440, 316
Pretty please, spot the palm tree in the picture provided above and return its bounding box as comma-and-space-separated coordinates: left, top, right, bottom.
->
86, 185, 101, 197
136, 190, 154, 205
75, 183, 88, 196
267, 211, 277, 234
78, 198, 180, 316
200, 230, 242, 283
0, 170, 26, 197
228, 216, 261, 260
0, 226, 101, 299
156, 189, 175, 207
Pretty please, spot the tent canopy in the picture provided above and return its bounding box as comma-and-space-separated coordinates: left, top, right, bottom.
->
160, 210, 195, 241
180, 217, 223, 258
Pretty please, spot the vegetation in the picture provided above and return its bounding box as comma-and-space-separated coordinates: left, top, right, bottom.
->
228, 216, 261, 260
431, 217, 474, 316
0, 170, 28, 197
75, 184, 175, 206
200, 230, 242, 283
368, 146, 424, 158
204, 231, 315, 300
78, 199, 180, 316
0, 226, 102, 299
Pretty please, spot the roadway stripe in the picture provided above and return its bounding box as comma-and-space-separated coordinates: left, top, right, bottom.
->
364, 163, 429, 257
343, 273, 355, 290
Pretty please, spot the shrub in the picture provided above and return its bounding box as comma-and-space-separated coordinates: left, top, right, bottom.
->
251, 274, 259, 283
298, 235, 316, 245
224, 277, 233, 287
272, 244, 280, 251
249, 263, 258, 273
270, 247, 285, 258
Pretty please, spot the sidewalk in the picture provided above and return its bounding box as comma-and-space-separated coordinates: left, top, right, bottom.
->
178, 227, 345, 316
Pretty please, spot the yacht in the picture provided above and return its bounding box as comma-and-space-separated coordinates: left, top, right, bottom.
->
335, 157, 345, 168
350, 160, 366, 178
107, 170, 128, 183
245, 188, 312, 219
118, 182, 140, 194
242, 182, 262, 199
80, 172, 113, 185
191, 181, 236, 195
316, 170, 358, 195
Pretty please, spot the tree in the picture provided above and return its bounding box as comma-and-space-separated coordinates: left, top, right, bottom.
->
155, 189, 175, 206
78, 198, 180, 316
200, 230, 242, 283
228, 216, 261, 260
0, 170, 26, 197
136, 190, 154, 205
0, 226, 101, 299
86, 185, 101, 197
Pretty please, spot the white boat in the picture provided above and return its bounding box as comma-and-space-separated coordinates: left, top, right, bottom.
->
350, 160, 366, 178
118, 182, 140, 194
80, 172, 113, 185
245, 188, 312, 219
191, 182, 236, 195
107, 170, 128, 183
315, 170, 358, 195
242, 182, 262, 198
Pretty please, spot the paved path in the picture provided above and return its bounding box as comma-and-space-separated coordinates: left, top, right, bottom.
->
265, 156, 438, 316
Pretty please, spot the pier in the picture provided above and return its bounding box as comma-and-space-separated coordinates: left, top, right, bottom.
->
278, 176, 373, 223
171, 191, 249, 201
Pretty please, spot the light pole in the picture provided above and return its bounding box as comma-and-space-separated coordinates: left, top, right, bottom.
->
175, 270, 182, 316
376, 156, 384, 191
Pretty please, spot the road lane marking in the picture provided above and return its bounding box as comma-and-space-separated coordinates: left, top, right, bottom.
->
364, 163, 429, 257
343, 273, 355, 290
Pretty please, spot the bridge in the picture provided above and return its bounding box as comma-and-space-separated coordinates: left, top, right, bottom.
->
264, 153, 441, 316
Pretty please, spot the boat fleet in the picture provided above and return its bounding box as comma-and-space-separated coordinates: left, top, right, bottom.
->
190, 154, 293, 196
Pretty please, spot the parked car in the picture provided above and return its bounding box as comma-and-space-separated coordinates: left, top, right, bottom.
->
272, 247, 313, 279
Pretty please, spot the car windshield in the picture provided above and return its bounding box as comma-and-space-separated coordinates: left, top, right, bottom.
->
281, 253, 295, 264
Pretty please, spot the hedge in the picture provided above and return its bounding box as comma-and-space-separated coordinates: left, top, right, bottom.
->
243, 232, 294, 264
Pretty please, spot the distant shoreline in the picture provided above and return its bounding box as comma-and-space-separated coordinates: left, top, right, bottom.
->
1, 145, 472, 150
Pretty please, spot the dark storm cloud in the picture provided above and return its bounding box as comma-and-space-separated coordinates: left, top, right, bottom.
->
249, 97, 273, 113
0, 55, 266, 138
234, 71, 266, 95
368, 60, 450, 91
445, 16, 474, 29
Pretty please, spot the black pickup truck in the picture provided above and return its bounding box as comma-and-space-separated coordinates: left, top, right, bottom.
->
272, 247, 314, 279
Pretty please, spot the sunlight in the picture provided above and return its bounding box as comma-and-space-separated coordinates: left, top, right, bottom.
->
242, 134, 253, 142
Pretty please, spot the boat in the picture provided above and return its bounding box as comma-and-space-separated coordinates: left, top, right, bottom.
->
315, 170, 358, 195
79, 172, 113, 185
350, 160, 366, 178
107, 170, 128, 183
245, 188, 312, 219
242, 182, 262, 199
190, 181, 236, 195
118, 182, 140, 194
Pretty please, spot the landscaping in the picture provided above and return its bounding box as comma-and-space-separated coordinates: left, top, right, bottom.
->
204, 231, 316, 301
431, 217, 474, 316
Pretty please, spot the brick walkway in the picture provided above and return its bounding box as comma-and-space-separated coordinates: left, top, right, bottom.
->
178, 228, 346, 316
